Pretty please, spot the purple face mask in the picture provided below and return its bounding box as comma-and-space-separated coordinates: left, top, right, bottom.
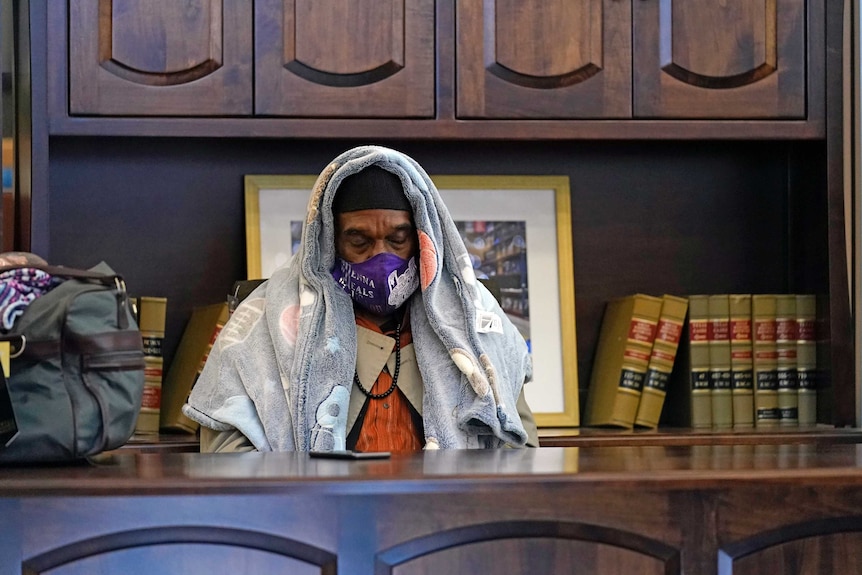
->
331, 252, 419, 315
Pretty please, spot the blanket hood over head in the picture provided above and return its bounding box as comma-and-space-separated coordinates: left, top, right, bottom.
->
184, 145, 533, 450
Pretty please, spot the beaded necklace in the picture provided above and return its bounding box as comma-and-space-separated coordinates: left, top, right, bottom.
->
353, 321, 401, 399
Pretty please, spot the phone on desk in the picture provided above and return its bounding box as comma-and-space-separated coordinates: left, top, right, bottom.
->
309, 450, 391, 460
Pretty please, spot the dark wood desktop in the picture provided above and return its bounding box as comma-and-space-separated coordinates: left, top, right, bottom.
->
2, 444, 862, 575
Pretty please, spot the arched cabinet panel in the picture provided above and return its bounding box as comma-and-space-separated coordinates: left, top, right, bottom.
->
21, 526, 337, 575
456, 0, 633, 119
377, 520, 680, 575
633, 0, 807, 119
69, 0, 253, 116
254, 0, 435, 118
718, 516, 862, 575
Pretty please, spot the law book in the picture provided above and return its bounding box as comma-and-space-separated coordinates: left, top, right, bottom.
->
775, 294, 799, 426
160, 302, 229, 434
634, 294, 688, 429
0, 340, 16, 447
729, 294, 754, 428
796, 294, 817, 425
708, 294, 733, 428
684, 294, 712, 428
752, 294, 779, 427
0, 340, 9, 377
134, 296, 167, 435
584, 293, 663, 428
662, 294, 711, 428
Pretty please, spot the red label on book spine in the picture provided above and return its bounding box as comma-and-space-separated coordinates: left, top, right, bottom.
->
628, 318, 657, 343
730, 318, 751, 342
754, 320, 776, 342
144, 366, 163, 379
624, 349, 651, 362
777, 349, 798, 361
775, 318, 797, 342
651, 349, 676, 362
141, 386, 162, 409
797, 319, 815, 341
655, 319, 682, 345
689, 319, 708, 342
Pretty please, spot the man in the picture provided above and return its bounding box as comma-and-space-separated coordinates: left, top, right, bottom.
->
184, 145, 538, 452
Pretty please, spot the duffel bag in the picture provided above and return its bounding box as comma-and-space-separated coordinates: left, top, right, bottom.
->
0, 262, 146, 463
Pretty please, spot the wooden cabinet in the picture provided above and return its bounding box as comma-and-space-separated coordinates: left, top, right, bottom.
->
68, 0, 253, 116
455, 0, 633, 119
66, 0, 434, 119
632, 0, 807, 118
254, 0, 435, 118
457, 0, 811, 120
61, 0, 817, 123
6, 448, 862, 575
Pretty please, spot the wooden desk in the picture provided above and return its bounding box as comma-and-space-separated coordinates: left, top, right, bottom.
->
2, 445, 862, 575
120, 432, 200, 453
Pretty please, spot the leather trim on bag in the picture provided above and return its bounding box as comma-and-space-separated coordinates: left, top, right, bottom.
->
22, 332, 144, 360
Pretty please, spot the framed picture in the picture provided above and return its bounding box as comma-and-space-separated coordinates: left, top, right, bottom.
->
245, 174, 579, 427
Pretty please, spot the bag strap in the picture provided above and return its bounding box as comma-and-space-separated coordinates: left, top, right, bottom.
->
0, 263, 133, 330
0, 264, 123, 286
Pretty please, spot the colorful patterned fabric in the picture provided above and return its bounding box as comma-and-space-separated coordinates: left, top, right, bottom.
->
0, 268, 61, 331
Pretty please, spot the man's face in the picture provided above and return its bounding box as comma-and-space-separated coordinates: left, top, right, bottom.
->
335, 209, 417, 263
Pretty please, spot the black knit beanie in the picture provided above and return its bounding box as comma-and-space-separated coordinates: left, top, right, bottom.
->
332, 165, 411, 213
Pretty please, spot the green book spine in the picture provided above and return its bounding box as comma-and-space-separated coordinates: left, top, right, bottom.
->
584, 294, 663, 428
729, 294, 754, 428
135, 296, 167, 435
708, 294, 732, 428
752, 295, 779, 427
686, 295, 712, 428
634, 294, 688, 428
775, 295, 799, 426
796, 294, 817, 425
160, 302, 229, 433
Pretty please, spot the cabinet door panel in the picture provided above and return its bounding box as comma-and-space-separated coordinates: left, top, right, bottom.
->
255, 0, 435, 118
20, 525, 336, 575
724, 532, 862, 575
388, 539, 670, 575
633, 0, 806, 119
69, 0, 253, 116
456, 0, 632, 119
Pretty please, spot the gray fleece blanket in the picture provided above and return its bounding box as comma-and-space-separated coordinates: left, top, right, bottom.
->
183, 145, 531, 450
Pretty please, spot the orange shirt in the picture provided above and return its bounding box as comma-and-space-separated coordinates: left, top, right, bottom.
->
351, 315, 424, 453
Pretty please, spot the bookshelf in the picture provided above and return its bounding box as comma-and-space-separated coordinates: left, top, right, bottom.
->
457, 220, 530, 317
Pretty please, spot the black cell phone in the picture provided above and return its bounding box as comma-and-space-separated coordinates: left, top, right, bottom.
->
309, 450, 391, 460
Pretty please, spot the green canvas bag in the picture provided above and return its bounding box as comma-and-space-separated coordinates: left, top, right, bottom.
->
0, 262, 146, 463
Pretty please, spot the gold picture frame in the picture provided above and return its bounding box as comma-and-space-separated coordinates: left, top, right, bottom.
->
245, 174, 579, 427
